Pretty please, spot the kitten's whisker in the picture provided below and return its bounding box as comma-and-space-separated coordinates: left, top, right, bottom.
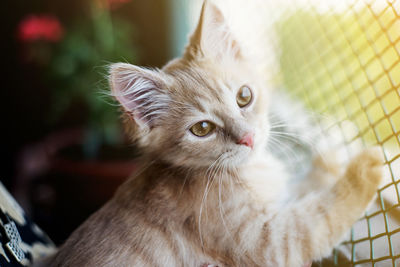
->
268, 140, 295, 163
268, 136, 301, 163
269, 131, 313, 145
199, 153, 224, 249
269, 128, 319, 139
179, 166, 192, 199
218, 167, 228, 235
130, 158, 157, 181
269, 121, 321, 134
269, 130, 320, 152
269, 130, 325, 158
228, 162, 236, 195
214, 154, 233, 242
230, 164, 245, 190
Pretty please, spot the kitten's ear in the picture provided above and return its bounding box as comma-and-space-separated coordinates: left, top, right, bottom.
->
109, 63, 169, 129
186, 0, 241, 60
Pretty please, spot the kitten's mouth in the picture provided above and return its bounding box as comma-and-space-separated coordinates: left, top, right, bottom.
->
221, 147, 253, 168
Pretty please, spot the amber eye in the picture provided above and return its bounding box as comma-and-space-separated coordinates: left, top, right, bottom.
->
236, 85, 252, 107
190, 121, 216, 137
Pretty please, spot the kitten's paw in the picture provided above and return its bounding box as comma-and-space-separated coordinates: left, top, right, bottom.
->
312, 151, 341, 176
307, 151, 343, 189
345, 147, 384, 188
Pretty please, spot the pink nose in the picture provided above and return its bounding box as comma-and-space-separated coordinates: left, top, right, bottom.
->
237, 132, 254, 149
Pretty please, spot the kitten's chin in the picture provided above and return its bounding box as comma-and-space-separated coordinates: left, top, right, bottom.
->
227, 147, 254, 168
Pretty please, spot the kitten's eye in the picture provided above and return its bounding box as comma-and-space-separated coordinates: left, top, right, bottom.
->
236, 85, 252, 108
190, 121, 216, 137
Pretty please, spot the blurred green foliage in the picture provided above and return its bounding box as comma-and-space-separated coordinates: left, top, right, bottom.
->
46, 4, 137, 156
278, 7, 400, 145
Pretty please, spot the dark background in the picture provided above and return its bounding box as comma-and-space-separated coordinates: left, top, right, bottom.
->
1, 0, 174, 245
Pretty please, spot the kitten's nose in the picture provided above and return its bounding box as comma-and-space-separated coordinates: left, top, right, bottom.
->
237, 132, 254, 149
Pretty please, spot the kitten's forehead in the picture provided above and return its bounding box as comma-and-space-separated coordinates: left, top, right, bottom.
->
164, 63, 239, 112
170, 67, 222, 98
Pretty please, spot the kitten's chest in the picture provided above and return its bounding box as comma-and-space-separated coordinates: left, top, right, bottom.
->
240, 154, 289, 204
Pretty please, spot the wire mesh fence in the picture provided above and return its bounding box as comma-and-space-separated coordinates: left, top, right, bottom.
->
269, 0, 400, 266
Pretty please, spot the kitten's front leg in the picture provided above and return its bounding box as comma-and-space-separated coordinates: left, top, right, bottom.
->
293, 150, 344, 199
263, 148, 383, 266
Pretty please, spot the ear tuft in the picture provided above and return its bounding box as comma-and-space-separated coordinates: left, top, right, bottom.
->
186, 0, 242, 61
109, 63, 169, 128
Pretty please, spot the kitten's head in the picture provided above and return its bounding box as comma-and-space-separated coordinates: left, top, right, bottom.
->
110, 0, 270, 170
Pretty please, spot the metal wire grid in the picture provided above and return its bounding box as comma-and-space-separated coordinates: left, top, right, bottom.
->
271, 0, 400, 265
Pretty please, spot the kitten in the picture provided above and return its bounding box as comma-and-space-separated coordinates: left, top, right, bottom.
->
42, 1, 383, 266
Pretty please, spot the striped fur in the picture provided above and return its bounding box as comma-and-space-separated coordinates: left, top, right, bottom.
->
45, 1, 383, 266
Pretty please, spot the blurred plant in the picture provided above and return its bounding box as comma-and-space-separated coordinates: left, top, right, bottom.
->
18, 0, 137, 157
96, 0, 132, 10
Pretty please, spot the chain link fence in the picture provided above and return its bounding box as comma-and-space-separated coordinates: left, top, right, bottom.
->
271, 0, 400, 266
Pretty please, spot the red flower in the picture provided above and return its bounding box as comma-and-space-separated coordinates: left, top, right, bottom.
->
18, 15, 63, 42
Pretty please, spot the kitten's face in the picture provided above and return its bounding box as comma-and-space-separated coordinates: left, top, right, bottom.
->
150, 60, 269, 169
110, 0, 270, 170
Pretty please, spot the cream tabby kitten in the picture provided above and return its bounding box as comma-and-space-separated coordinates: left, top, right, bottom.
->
42, 1, 383, 266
